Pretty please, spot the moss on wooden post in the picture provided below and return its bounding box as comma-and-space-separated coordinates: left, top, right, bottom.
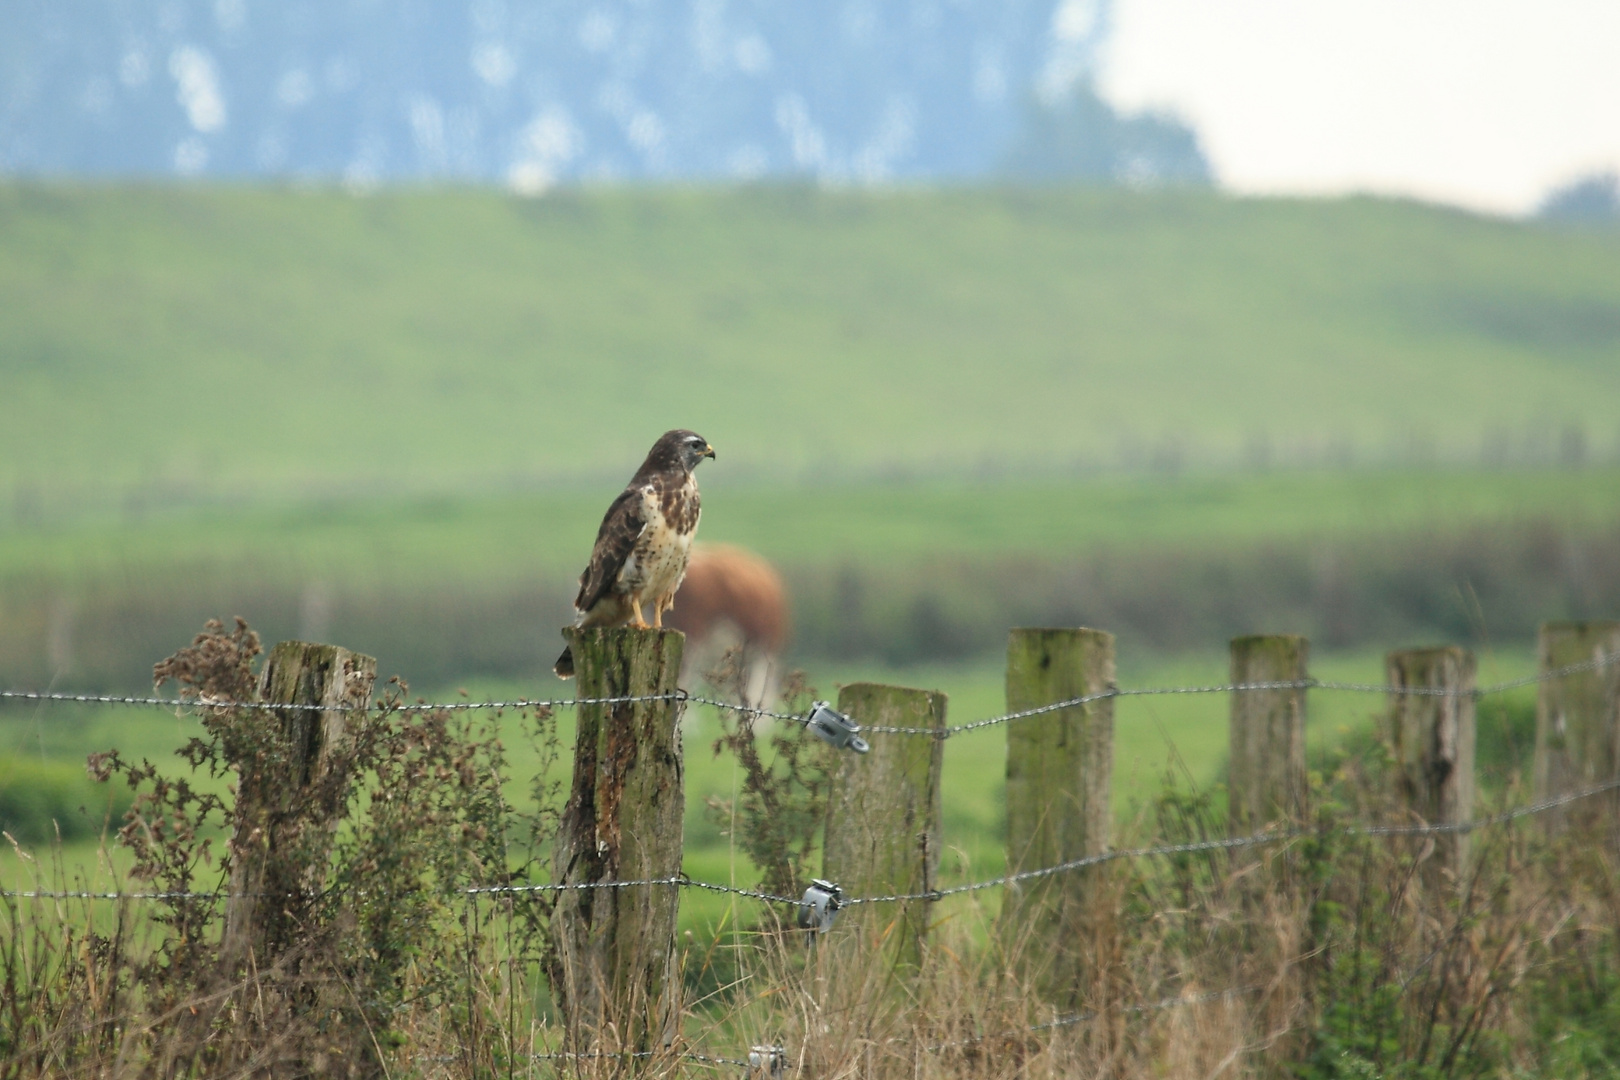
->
550, 626, 686, 1055
223, 640, 376, 965
821, 682, 946, 976
1533, 621, 1620, 830
1387, 646, 1476, 877
1001, 628, 1115, 1008
1228, 635, 1309, 834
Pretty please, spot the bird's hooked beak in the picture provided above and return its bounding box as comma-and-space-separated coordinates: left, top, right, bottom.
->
703, 443, 717, 460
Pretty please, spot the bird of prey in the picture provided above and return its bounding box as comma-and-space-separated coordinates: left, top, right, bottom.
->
554, 429, 717, 679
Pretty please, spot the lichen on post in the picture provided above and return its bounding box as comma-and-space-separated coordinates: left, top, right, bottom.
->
1533, 621, 1620, 831
1001, 627, 1115, 1009
821, 682, 946, 976
1228, 634, 1309, 834
550, 626, 686, 1056
223, 640, 377, 966
1386, 645, 1476, 877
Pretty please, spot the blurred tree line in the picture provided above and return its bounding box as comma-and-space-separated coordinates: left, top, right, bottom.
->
1, 517, 1613, 691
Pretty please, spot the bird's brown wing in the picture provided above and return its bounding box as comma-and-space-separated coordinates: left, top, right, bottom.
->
574, 486, 648, 613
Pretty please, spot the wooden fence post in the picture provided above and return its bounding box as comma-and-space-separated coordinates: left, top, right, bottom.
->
821, 682, 946, 976
1228, 635, 1309, 834
1002, 628, 1115, 1008
222, 640, 377, 966
1386, 646, 1476, 877
551, 626, 686, 1055
1533, 621, 1620, 830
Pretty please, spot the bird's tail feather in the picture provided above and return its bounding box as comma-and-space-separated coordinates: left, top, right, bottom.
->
554, 646, 575, 679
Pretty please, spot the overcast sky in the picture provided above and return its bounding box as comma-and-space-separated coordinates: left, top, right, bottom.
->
1096, 0, 1620, 215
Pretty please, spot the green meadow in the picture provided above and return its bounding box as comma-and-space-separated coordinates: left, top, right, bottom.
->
2, 183, 1618, 510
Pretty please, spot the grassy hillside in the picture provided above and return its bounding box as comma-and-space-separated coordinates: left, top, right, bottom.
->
1, 183, 1618, 510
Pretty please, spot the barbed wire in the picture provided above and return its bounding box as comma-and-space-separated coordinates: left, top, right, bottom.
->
2, 648, 1613, 903
465, 875, 798, 905
0, 875, 803, 906
1, 887, 224, 902
0, 688, 681, 713
526, 1048, 754, 1069
842, 775, 1620, 905
2, 653, 1612, 738
10, 777, 1616, 906
798, 653, 1619, 736
0, 876, 800, 905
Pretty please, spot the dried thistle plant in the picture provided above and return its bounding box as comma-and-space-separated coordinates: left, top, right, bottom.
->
700, 651, 831, 901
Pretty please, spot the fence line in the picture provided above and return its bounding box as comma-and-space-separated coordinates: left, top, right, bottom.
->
5, 626, 1615, 1072
0, 688, 681, 713
1, 651, 1613, 737
10, 775, 1616, 907
528, 1049, 753, 1070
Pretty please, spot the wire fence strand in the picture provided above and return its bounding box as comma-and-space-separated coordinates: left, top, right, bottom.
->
842, 775, 1620, 905
3, 652, 1613, 904
2, 652, 1612, 737
9, 776, 1616, 906
0, 688, 684, 713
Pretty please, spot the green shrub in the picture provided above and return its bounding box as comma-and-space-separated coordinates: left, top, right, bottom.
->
0, 756, 131, 844
1475, 689, 1537, 785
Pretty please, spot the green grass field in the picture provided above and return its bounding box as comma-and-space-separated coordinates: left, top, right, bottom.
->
2, 183, 1618, 511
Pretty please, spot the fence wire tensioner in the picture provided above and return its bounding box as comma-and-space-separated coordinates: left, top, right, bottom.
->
748, 1044, 788, 1078
796, 879, 844, 936
804, 701, 869, 754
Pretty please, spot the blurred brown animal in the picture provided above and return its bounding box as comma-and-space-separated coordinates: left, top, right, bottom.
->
666, 544, 790, 705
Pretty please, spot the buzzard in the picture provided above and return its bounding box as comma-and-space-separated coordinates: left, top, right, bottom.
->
554, 429, 717, 678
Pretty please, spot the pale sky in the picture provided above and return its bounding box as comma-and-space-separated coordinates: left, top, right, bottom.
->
1096, 0, 1620, 215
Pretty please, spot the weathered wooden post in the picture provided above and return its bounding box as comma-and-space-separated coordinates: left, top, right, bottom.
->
551, 627, 686, 1055
1386, 646, 1476, 877
1228, 635, 1309, 834
222, 640, 377, 965
1533, 621, 1620, 830
1001, 628, 1115, 1009
153, 639, 379, 1080
1226, 634, 1310, 1067
821, 682, 946, 976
